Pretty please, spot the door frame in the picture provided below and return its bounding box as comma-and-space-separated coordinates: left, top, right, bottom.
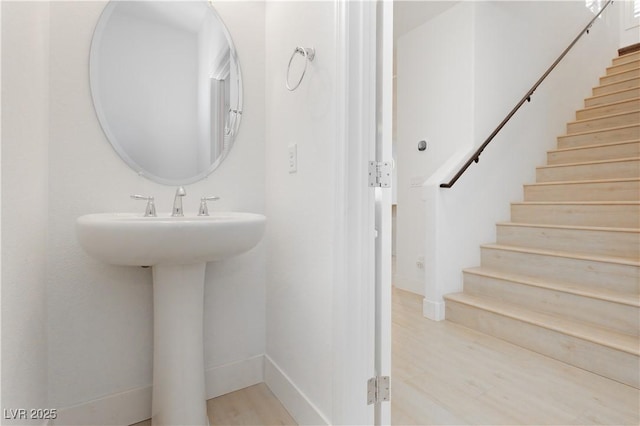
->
375, 1, 393, 424
331, 0, 393, 424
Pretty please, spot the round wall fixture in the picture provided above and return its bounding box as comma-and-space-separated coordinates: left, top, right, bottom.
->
418, 140, 427, 151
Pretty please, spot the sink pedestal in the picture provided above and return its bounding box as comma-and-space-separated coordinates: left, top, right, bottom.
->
152, 263, 208, 425
76, 212, 266, 425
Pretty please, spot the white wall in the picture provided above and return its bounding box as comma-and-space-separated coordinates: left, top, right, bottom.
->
3, 1, 266, 423
264, 1, 339, 423
395, 1, 475, 296
395, 1, 622, 319
1, 3, 50, 422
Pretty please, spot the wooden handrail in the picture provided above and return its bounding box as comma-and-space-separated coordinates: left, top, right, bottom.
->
440, 0, 614, 188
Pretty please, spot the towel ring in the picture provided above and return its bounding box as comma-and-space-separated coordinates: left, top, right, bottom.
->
286, 47, 315, 91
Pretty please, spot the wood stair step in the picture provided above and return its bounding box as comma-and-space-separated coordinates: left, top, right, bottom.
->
510, 201, 640, 228
495, 222, 640, 259
557, 124, 639, 148
463, 267, 639, 336
600, 68, 640, 85
547, 140, 640, 164
536, 157, 640, 182
567, 110, 640, 133
480, 243, 640, 295
444, 292, 640, 388
613, 50, 640, 66
585, 87, 640, 107
593, 77, 639, 96
523, 178, 640, 202
618, 43, 640, 57
452, 52, 640, 391
606, 59, 640, 75
576, 98, 640, 120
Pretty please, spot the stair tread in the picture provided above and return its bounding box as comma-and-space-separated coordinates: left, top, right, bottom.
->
496, 221, 640, 233
586, 87, 640, 103
525, 177, 640, 186
616, 50, 640, 61
596, 76, 640, 89
463, 266, 640, 307
578, 97, 640, 114
607, 61, 640, 73
444, 292, 640, 355
568, 109, 640, 126
481, 243, 640, 267
537, 156, 640, 169
512, 201, 640, 205
549, 139, 639, 154
602, 69, 640, 82
561, 123, 639, 138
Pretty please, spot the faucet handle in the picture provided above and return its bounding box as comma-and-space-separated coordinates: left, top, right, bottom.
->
198, 196, 220, 216
131, 194, 157, 217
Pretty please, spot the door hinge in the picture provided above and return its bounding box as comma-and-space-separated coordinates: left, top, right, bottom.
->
367, 376, 390, 405
368, 161, 392, 188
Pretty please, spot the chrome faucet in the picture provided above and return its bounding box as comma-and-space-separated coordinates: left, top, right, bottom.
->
172, 186, 187, 217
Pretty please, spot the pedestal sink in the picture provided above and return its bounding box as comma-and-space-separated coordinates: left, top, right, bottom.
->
76, 212, 266, 425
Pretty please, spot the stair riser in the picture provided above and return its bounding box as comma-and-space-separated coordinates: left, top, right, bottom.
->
547, 141, 640, 164
613, 51, 640, 66
576, 99, 640, 120
567, 112, 640, 133
480, 246, 640, 294
606, 60, 640, 75
536, 159, 640, 182
445, 300, 639, 388
593, 78, 639, 96
601, 69, 640, 85
463, 272, 639, 336
558, 126, 640, 149
496, 225, 640, 259
585, 88, 640, 107
524, 180, 640, 202
511, 203, 640, 228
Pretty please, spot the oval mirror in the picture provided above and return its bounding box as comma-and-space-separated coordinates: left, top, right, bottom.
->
90, 0, 242, 185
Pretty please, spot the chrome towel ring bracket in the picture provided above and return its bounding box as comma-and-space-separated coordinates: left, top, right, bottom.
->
286, 47, 315, 91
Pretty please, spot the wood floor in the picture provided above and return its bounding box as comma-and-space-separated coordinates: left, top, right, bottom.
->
131, 384, 296, 426
132, 288, 639, 425
391, 287, 640, 425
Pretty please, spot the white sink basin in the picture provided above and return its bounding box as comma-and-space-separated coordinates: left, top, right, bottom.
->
76, 212, 266, 266
76, 211, 266, 425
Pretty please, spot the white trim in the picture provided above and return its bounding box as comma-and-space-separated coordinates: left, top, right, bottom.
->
205, 354, 264, 400
53, 355, 264, 426
375, 2, 394, 424
423, 298, 446, 322
52, 385, 151, 426
621, 0, 640, 46
264, 355, 330, 426
393, 273, 424, 297
330, 0, 377, 424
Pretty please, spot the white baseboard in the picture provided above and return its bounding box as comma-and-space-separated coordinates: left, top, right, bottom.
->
53, 355, 265, 426
52, 385, 151, 426
264, 355, 329, 426
393, 273, 425, 297
205, 355, 264, 400
423, 297, 445, 321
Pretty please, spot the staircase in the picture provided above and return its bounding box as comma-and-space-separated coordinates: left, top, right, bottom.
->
444, 49, 640, 389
